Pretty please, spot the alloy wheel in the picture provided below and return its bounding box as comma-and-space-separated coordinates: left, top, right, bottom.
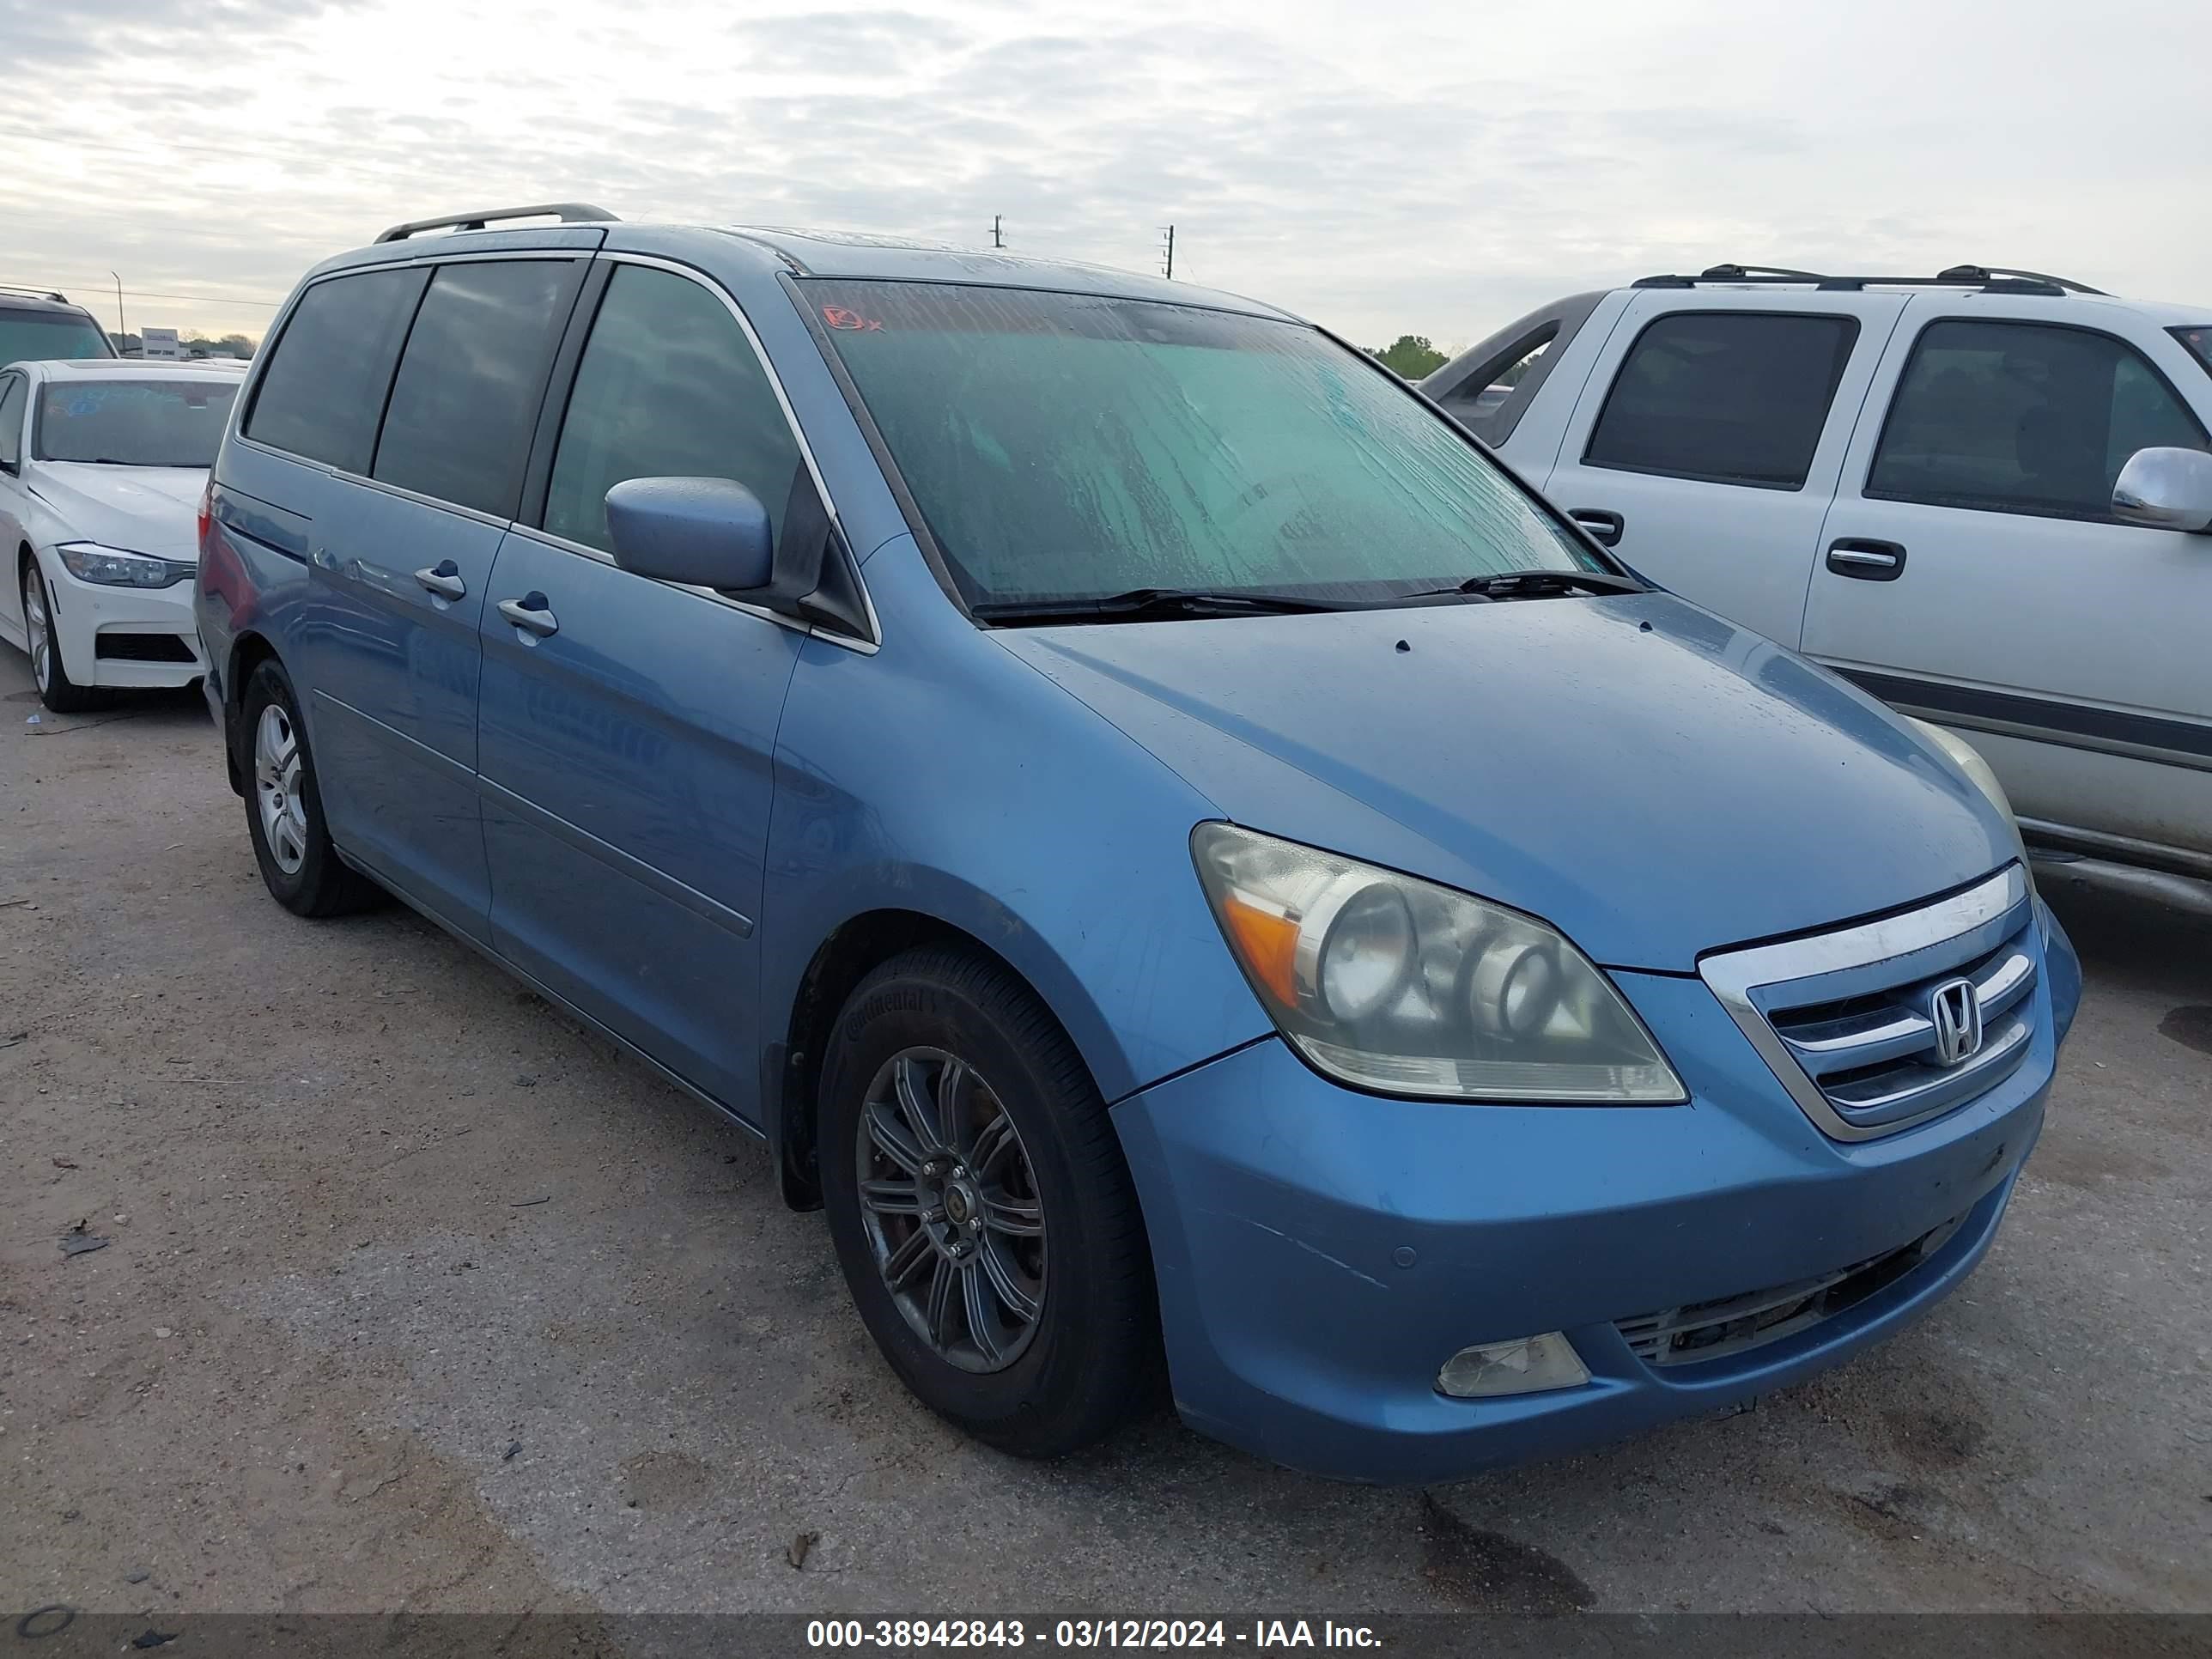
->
253, 702, 308, 875
854, 1046, 1047, 1373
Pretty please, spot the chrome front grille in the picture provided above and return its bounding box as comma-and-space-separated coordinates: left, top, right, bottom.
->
1700, 866, 2040, 1142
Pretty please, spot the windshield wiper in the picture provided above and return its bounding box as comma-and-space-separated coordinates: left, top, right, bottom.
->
972, 586, 1354, 625
1407, 568, 1645, 601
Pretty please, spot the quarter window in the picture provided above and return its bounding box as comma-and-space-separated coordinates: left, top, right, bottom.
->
372, 259, 579, 518
1867, 320, 2208, 521
1584, 312, 1859, 489
245, 266, 428, 473
542, 265, 804, 556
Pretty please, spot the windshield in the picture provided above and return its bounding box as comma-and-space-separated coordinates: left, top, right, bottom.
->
35, 379, 238, 467
806, 281, 1601, 608
0, 310, 116, 365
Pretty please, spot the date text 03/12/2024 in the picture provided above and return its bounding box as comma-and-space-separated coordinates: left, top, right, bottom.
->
805, 1620, 1383, 1649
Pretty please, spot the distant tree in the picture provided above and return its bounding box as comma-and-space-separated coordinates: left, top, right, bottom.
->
179, 330, 255, 359
1365, 335, 1449, 380
111, 331, 142, 356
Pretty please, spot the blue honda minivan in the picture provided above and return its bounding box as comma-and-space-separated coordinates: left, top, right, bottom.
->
195, 205, 2080, 1482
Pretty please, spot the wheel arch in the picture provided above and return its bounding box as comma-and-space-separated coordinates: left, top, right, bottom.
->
768, 906, 1107, 1212
220, 630, 282, 795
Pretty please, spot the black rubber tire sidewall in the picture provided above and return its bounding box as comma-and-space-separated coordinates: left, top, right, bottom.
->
819, 947, 1162, 1457
24, 560, 106, 714
238, 660, 372, 917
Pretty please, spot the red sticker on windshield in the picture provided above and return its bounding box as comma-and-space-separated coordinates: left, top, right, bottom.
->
822, 304, 884, 332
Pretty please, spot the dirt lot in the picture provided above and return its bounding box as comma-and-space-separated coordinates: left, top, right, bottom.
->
3, 657, 2209, 1623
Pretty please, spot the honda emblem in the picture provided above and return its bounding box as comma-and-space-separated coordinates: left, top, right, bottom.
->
1929, 977, 1984, 1066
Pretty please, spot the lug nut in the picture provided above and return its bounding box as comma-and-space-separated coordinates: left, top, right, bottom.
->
925, 1206, 945, 1224
969, 1218, 982, 1233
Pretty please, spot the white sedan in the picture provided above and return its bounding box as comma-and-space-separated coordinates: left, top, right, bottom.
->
0, 357, 245, 711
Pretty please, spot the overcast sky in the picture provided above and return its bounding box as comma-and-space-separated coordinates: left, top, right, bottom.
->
4, 0, 2204, 348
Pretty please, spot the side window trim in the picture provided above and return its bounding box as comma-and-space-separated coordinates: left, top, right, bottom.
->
1580, 307, 1863, 491
520, 252, 878, 653
1861, 313, 2210, 521
0, 372, 24, 465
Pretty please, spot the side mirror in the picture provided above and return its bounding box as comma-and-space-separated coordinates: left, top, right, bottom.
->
2112, 446, 2212, 533
605, 477, 775, 591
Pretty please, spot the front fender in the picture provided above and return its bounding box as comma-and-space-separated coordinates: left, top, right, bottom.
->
761, 554, 1272, 1111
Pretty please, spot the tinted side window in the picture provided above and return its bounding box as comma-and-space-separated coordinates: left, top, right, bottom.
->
246, 267, 428, 472
1868, 320, 2209, 521
373, 260, 578, 518
0, 374, 25, 466
543, 265, 802, 556
1585, 312, 1859, 489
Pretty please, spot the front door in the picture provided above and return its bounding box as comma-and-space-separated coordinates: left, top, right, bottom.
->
475, 260, 820, 1113
1804, 301, 2212, 866
1541, 289, 1906, 645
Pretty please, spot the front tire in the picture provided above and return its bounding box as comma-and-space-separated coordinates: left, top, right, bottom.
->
21, 558, 105, 714
239, 659, 379, 917
820, 945, 1164, 1457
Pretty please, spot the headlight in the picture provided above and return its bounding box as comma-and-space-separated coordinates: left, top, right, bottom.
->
1191, 823, 1685, 1103
56, 543, 194, 588
1905, 717, 2014, 823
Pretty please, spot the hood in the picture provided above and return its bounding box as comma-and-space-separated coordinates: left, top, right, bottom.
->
29, 464, 205, 560
994, 592, 2017, 972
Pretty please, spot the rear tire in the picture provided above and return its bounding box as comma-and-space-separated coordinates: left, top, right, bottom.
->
819, 945, 1164, 1458
21, 557, 106, 714
239, 659, 380, 917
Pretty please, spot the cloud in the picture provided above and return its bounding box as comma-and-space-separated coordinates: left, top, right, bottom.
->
3, 0, 2204, 348
729, 8, 973, 76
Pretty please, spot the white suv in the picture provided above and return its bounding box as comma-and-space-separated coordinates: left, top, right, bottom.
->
1425, 264, 2212, 903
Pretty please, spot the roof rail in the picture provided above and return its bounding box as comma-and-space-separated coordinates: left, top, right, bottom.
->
374, 202, 620, 245
0, 282, 70, 303
1632, 263, 2105, 299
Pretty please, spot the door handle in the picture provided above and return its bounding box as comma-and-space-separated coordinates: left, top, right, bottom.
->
1569, 507, 1625, 548
1826, 538, 1907, 580
414, 560, 466, 600
497, 592, 559, 637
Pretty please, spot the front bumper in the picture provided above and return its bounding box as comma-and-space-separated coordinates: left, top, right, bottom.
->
46, 558, 204, 688
1112, 900, 2077, 1484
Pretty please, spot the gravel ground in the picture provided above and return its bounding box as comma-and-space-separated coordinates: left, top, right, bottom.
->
3, 657, 2208, 1622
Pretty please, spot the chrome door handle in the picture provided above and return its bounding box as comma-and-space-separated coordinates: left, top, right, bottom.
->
1568, 507, 1625, 548
414, 560, 466, 600
1826, 539, 1907, 580
497, 593, 559, 637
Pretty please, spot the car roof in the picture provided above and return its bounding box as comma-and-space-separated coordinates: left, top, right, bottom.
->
310, 218, 1302, 325
26, 358, 247, 379
0, 292, 99, 315
696, 225, 1301, 321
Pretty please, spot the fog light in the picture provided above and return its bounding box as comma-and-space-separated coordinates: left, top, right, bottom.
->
1437, 1332, 1589, 1398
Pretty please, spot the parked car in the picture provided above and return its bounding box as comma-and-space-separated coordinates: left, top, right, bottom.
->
196, 208, 2079, 1483
0, 357, 245, 710
1423, 264, 2212, 904
0, 285, 118, 367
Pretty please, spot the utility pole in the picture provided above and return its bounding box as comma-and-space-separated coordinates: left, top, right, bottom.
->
990, 214, 1004, 249
110, 270, 127, 349
1158, 225, 1175, 280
